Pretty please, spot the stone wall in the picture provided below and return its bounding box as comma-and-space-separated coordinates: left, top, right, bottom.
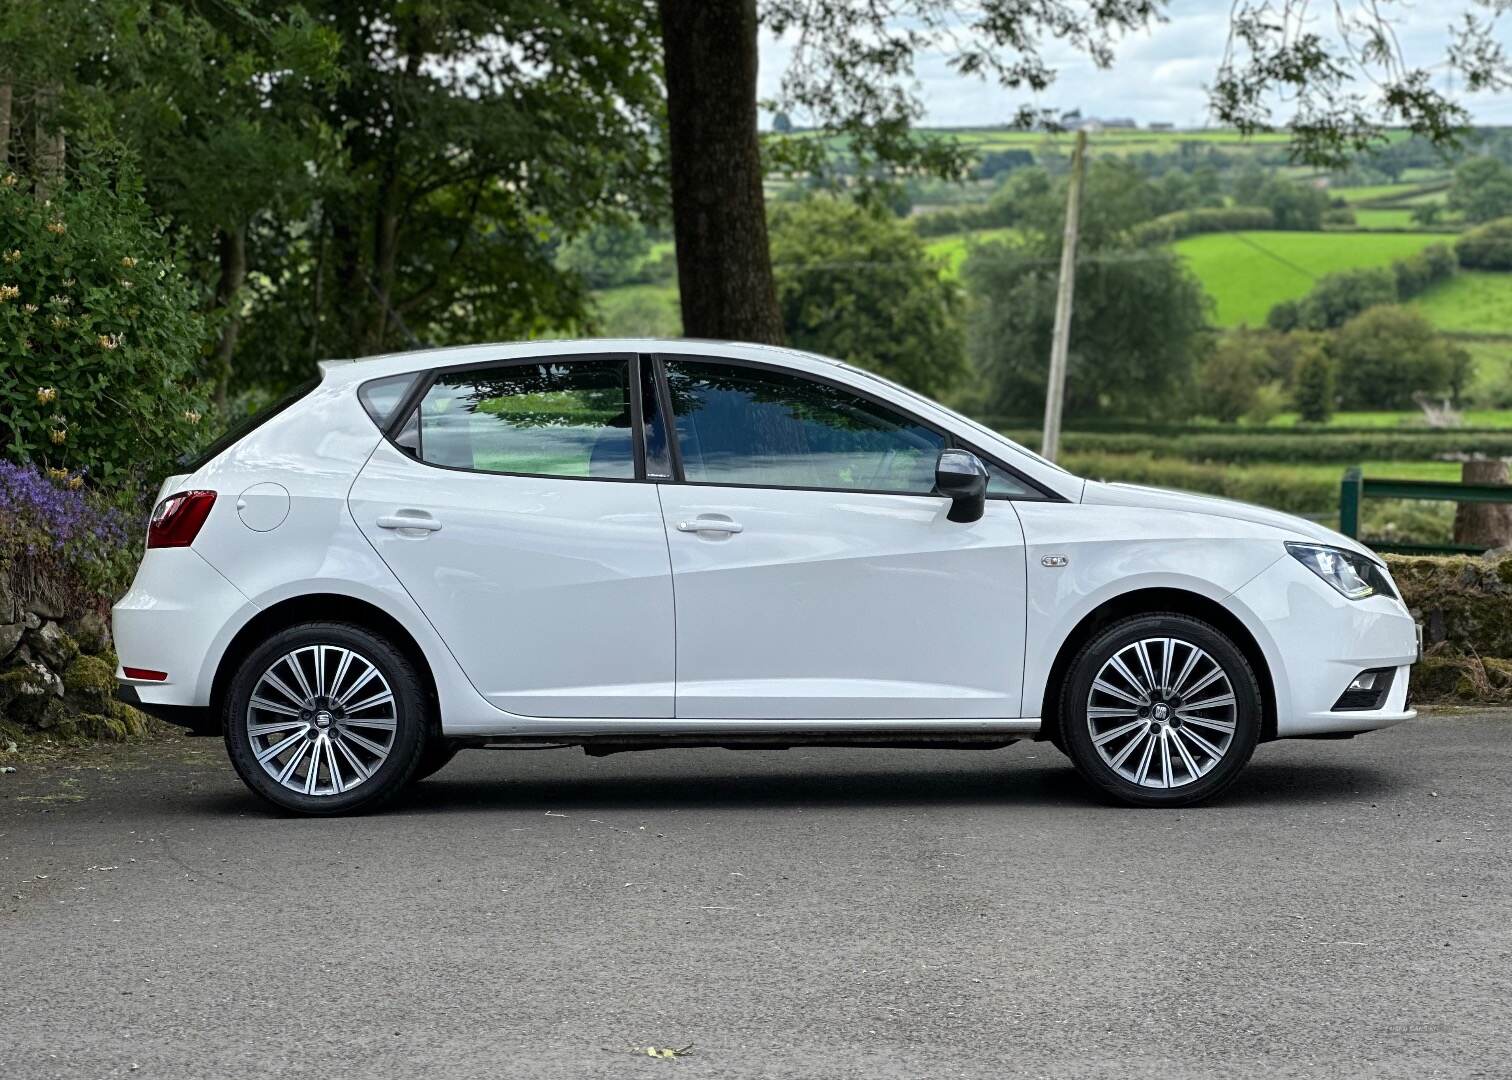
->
1384, 553, 1512, 704
0, 578, 152, 743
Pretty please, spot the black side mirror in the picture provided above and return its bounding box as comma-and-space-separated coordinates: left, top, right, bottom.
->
935, 449, 988, 523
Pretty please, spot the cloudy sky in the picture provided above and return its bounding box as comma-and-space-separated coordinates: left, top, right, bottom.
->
757, 0, 1512, 129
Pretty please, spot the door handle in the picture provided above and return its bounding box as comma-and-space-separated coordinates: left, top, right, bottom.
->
676, 518, 743, 535
377, 512, 442, 533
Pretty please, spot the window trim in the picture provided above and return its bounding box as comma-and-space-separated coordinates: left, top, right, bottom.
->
651, 352, 1063, 503
379, 352, 648, 485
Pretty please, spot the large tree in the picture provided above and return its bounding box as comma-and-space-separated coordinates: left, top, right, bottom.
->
658, 0, 1511, 343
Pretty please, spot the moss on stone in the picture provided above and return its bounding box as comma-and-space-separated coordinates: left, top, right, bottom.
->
64, 653, 117, 713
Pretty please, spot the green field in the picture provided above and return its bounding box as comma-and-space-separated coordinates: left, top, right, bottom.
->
1172, 230, 1445, 326
1412, 273, 1512, 335
923, 227, 1017, 274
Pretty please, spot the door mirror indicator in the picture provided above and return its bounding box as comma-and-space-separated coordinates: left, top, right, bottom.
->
934, 449, 988, 523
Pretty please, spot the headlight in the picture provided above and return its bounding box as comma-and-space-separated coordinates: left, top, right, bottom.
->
1285, 542, 1395, 601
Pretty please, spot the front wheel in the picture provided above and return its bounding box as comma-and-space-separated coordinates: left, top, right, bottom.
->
1060, 614, 1261, 808
224, 622, 430, 815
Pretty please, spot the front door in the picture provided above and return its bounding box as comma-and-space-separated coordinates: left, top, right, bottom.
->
349, 354, 675, 718
654, 356, 1030, 720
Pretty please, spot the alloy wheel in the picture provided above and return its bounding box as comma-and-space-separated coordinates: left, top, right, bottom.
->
245, 645, 398, 796
1084, 636, 1238, 790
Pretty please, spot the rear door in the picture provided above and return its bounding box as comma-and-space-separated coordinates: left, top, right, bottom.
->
348, 354, 675, 718
653, 355, 1032, 720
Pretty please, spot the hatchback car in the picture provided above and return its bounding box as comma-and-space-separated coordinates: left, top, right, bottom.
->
113, 339, 1419, 814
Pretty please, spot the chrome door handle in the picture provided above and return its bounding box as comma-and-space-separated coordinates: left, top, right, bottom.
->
676, 518, 743, 535
377, 512, 442, 533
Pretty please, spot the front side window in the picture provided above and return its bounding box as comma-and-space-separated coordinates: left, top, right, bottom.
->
416, 358, 634, 478
663, 359, 945, 493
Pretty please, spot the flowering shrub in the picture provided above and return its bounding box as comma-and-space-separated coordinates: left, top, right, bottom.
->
0, 459, 139, 610
0, 157, 210, 487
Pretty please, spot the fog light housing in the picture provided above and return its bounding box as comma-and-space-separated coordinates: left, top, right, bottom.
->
1333, 667, 1395, 711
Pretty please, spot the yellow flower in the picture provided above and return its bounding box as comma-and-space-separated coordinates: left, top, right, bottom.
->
97, 333, 123, 351
119, 279, 133, 289
45, 221, 66, 235
2, 249, 19, 264
120, 256, 138, 269
49, 428, 67, 445
0, 283, 18, 302
1, 174, 16, 187
47, 466, 69, 482
36, 386, 57, 405
183, 409, 202, 425
49, 315, 68, 330
67, 475, 84, 491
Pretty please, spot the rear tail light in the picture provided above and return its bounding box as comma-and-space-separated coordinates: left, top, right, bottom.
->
147, 490, 217, 549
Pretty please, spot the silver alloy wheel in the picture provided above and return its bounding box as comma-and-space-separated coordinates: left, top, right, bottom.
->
1085, 637, 1238, 789
246, 645, 398, 797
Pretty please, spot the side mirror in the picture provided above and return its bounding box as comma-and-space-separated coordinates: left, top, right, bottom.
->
935, 449, 988, 523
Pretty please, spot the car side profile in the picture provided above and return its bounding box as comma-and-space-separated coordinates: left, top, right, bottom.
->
112, 339, 1419, 814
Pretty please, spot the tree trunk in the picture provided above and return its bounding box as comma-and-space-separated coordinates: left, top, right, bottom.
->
1453, 458, 1512, 550
33, 82, 65, 199
657, 0, 783, 344
0, 79, 12, 168
211, 224, 248, 413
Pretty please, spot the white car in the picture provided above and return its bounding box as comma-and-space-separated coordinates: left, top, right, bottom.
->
113, 339, 1419, 814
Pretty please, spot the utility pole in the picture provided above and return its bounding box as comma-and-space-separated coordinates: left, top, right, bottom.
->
1041, 128, 1086, 463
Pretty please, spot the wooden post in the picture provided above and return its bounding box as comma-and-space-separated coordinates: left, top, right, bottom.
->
1040, 129, 1086, 463
1453, 458, 1512, 550
1339, 466, 1363, 539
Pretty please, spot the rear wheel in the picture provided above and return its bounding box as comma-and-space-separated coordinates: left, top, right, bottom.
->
1060, 614, 1261, 808
224, 622, 429, 815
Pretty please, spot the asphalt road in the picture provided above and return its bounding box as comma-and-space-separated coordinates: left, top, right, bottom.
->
2, 712, 1510, 1080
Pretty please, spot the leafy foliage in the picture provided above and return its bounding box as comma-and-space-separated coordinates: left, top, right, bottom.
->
1330, 306, 1463, 409
0, 158, 209, 485
1455, 217, 1512, 271
0, 459, 137, 609
770, 198, 967, 398
1292, 345, 1335, 425
963, 161, 1211, 418
1448, 157, 1512, 224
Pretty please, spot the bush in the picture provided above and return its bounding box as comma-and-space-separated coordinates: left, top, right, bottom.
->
1196, 335, 1264, 422
1321, 207, 1357, 227
1455, 217, 1512, 271
1392, 244, 1458, 300
1292, 347, 1335, 424
0, 460, 137, 612
1330, 306, 1458, 409
1287, 267, 1399, 331
0, 159, 209, 487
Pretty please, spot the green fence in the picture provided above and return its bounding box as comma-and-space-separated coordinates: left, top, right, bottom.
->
1339, 466, 1512, 555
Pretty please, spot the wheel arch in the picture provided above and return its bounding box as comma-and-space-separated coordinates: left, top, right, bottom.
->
209, 593, 441, 735
1036, 587, 1278, 748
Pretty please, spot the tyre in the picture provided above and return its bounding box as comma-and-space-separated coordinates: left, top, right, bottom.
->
1059, 614, 1261, 808
224, 622, 430, 815
411, 741, 461, 783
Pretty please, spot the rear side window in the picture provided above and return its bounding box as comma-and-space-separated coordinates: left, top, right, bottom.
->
416, 358, 635, 478
183, 378, 318, 471
358, 373, 418, 427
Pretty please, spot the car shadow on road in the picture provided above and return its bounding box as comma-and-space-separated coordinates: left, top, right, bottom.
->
364, 754, 1404, 817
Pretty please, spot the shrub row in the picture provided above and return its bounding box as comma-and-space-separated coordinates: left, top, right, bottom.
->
1129, 206, 1275, 246
1059, 452, 1336, 514
1455, 217, 1512, 271
1014, 428, 1512, 464
1267, 244, 1457, 332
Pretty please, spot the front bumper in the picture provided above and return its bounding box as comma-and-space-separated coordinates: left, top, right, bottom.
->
1232, 554, 1418, 737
